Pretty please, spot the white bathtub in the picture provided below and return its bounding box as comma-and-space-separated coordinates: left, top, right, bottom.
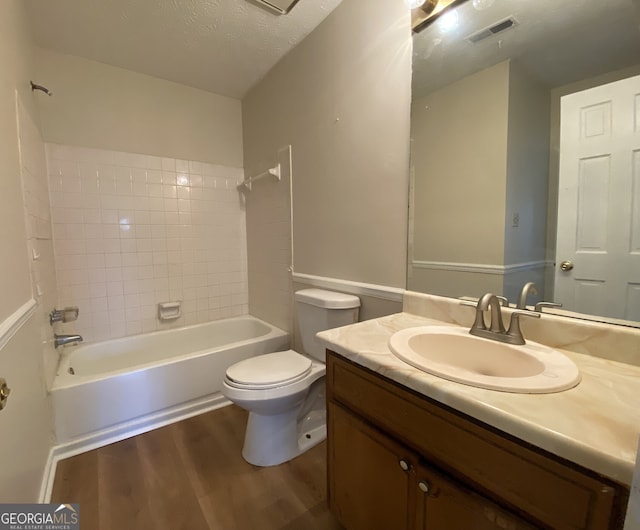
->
51, 315, 289, 445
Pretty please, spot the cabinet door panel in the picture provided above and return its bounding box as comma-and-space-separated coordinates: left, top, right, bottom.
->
415, 463, 538, 530
328, 403, 413, 530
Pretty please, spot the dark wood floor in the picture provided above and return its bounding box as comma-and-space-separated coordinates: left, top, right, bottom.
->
51, 404, 344, 530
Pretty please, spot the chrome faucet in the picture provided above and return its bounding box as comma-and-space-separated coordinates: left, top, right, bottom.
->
517, 282, 538, 309
470, 293, 540, 345
54, 334, 83, 348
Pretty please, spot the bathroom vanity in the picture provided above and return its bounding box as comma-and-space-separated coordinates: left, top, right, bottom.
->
327, 352, 626, 529
318, 293, 640, 530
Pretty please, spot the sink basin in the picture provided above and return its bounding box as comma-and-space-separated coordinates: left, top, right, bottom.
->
388, 326, 580, 393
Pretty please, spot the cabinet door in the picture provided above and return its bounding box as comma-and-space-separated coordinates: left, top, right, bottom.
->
328, 402, 414, 530
414, 462, 538, 530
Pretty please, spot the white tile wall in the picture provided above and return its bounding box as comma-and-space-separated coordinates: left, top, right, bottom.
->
47, 144, 248, 342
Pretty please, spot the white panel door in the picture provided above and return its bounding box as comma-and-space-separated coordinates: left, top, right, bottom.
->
556, 75, 640, 321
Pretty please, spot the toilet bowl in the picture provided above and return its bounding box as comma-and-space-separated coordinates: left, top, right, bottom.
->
222, 349, 326, 466
222, 289, 360, 466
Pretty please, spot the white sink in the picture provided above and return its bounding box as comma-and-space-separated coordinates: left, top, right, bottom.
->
388, 326, 580, 393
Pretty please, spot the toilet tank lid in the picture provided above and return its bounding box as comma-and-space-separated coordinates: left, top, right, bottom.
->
294, 288, 360, 309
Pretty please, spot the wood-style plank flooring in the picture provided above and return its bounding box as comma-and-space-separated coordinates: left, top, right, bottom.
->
51, 404, 344, 530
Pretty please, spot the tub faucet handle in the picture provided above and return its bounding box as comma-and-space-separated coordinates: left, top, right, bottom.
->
50, 306, 79, 325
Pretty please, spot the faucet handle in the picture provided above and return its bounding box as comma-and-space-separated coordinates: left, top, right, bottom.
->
506, 310, 540, 345
49, 306, 79, 325
496, 295, 509, 307
534, 301, 563, 313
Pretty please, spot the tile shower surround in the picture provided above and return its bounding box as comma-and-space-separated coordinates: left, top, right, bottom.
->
47, 144, 248, 342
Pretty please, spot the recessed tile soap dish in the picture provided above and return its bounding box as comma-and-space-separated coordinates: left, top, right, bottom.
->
158, 301, 181, 321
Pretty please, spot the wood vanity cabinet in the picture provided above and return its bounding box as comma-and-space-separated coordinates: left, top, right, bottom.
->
326, 351, 629, 530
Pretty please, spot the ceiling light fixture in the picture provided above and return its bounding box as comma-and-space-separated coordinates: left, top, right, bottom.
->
250, 0, 302, 15
412, 0, 469, 33
438, 9, 460, 32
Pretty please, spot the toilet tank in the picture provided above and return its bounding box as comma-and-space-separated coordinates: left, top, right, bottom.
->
295, 289, 360, 362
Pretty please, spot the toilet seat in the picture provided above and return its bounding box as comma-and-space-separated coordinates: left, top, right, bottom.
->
225, 350, 312, 390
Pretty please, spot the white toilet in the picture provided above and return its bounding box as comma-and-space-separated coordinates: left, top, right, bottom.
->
222, 288, 360, 466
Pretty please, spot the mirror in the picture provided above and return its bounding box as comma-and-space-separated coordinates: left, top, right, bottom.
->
408, 0, 640, 326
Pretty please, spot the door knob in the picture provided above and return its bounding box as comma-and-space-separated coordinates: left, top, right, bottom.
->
559, 260, 574, 272
0, 378, 11, 411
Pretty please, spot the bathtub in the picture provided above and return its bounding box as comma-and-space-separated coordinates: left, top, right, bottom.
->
51, 315, 289, 445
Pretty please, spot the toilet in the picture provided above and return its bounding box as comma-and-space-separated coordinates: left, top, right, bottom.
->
222, 288, 360, 466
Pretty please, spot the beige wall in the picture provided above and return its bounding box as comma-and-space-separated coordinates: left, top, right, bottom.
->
0, 1, 35, 320
408, 267, 504, 300
504, 60, 550, 266
409, 61, 510, 297
0, 0, 53, 501
35, 48, 244, 167
503, 60, 550, 302
243, 147, 293, 332
409, 60, 552, 303
411, 61, 510, 266
242, 0, 411, 328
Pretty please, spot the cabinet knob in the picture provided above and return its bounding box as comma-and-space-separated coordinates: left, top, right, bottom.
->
399, 459, 411, 472
418, 480, 430, 493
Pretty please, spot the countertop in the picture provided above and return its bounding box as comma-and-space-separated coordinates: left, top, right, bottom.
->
317, 311, 640, 486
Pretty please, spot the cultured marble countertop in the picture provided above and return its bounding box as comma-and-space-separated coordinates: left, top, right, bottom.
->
317, 312, 640, 486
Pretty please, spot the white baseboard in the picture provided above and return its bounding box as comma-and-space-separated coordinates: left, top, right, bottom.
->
39, 393, 231, 502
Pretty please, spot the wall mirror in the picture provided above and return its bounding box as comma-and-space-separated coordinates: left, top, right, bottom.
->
408, 0, 640, 327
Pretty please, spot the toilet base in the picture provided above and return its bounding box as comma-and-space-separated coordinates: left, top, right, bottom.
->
241, 379, 327, 467
297, 408, 326, 455
242, 408, 326, 467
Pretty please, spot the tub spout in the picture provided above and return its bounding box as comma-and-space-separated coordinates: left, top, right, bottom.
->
54, 334, 83, 348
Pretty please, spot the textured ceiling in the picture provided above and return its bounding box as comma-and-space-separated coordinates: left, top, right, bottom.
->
412, 0, 640, 97
25, 0, 342, 99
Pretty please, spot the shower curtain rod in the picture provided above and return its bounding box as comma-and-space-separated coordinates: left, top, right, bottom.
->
237, 164, 281, 192
30, 81, 52, 96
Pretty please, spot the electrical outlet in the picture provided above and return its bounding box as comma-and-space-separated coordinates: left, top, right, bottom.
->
512, 212, 520, 227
